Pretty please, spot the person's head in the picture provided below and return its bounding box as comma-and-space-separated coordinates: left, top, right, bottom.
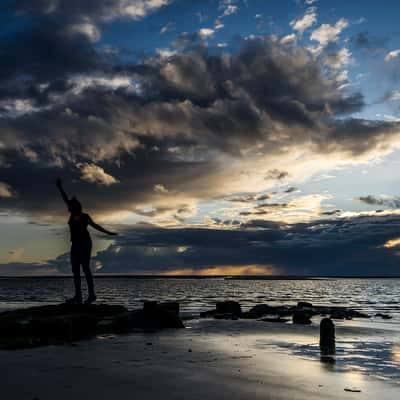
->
68, 197, 82, 215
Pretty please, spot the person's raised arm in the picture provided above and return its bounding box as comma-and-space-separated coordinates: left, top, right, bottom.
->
56, 178, 70, 206
88, 215, 117, 236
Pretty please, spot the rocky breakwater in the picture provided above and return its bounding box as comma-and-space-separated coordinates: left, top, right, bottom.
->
0, 301, 184, 349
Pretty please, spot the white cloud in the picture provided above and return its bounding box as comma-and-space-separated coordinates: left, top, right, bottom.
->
112, 0, 170, 21
78, 163, 119, 186
221, 5, 238, 17
324, 48, 352, 69
198, 28, 215, 38
160, 21, 175, 34
156, 48, 178, 59
154, 184, 169, 194
385, 50, 400, 62
0, 182, 14, 198
64, 23, 101, 42
0, 99, 40, 117
381, 114, 400, 122
69, 76, 135, 95
305, 0, 318, 4
280, 34, 296, 45
385, 90, 400, 102
336, 69, 349, 83
290, 8, 317, 34
311, 18, 349, 47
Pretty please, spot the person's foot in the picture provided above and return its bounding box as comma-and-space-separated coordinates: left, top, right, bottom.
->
65, 295, 82, 305
84, 294, 97, 305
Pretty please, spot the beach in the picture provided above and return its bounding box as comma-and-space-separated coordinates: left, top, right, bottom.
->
1, 317, 399, 400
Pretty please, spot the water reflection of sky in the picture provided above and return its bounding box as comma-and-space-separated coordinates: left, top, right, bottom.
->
270, 339, 400, 384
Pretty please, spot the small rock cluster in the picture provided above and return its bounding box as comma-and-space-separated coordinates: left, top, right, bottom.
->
200, 300, 373, 325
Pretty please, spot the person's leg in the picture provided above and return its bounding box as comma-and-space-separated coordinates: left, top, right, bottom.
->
68, 244, 82, 303
82, 240, 96, 303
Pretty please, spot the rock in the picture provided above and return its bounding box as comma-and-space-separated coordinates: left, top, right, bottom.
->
297, 301, 313, 309
292, 310, 312, 324
330, 311, 347, 320
320, 318, 335, 356
344, 388, 361, 393
0, 302, 184, 349
248, 304, 272, 316
216, 301, 242, 317
200, 309, 216, 318
346, 310, 370, 319
199, 302, 370, 322
159, 302, 180, 317
0, 303, 128, 320
376, 313, 392, 319
127, 303, 185, 330
243, 304, 293, 319
143, 301, 158, 313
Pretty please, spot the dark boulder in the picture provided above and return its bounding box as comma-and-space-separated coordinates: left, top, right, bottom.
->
297, 301, 313, 309
247, 304, 272, 318
200, 309, 216, 318
243, 304, 293, 319
216, 301, 242, 317
127, 302, 184, 330
159, 302, 180, 317
376, 313, 392, 319
292, 310, 312, 324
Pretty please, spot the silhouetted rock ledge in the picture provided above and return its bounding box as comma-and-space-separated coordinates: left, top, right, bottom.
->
0, 302, 184, 349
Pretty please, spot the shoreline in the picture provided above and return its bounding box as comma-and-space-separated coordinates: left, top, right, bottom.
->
1, 318, 399, 399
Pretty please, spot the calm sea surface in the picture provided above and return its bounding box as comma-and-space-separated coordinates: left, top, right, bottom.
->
0, 277, 399, 321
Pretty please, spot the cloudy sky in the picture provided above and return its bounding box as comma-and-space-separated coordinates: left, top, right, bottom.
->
1, 0, 400, 276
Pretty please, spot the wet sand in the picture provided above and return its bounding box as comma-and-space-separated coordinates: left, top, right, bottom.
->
1, 319, 399, 400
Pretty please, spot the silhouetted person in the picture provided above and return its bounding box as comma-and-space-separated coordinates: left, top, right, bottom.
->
56, 178, 117, 304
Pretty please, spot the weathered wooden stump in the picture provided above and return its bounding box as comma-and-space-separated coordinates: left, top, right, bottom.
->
320, 317, 335, 362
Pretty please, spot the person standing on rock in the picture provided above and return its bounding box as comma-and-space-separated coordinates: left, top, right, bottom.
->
56, 178, 117, 305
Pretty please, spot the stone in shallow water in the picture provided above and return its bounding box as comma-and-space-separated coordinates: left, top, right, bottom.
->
292, 310, 312, 324
297, 301, 313, 309
216, 301, 242, 317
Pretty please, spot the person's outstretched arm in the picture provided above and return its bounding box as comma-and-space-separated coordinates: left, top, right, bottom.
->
56, 178, 70, 206
88, 215, 117, 236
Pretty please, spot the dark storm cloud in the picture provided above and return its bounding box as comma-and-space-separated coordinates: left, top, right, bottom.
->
34, 213, 400, 275
357, 195, 400, 208
1, 3, 400, 218
1, 213, 399, 276
0, 147, 216, 217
